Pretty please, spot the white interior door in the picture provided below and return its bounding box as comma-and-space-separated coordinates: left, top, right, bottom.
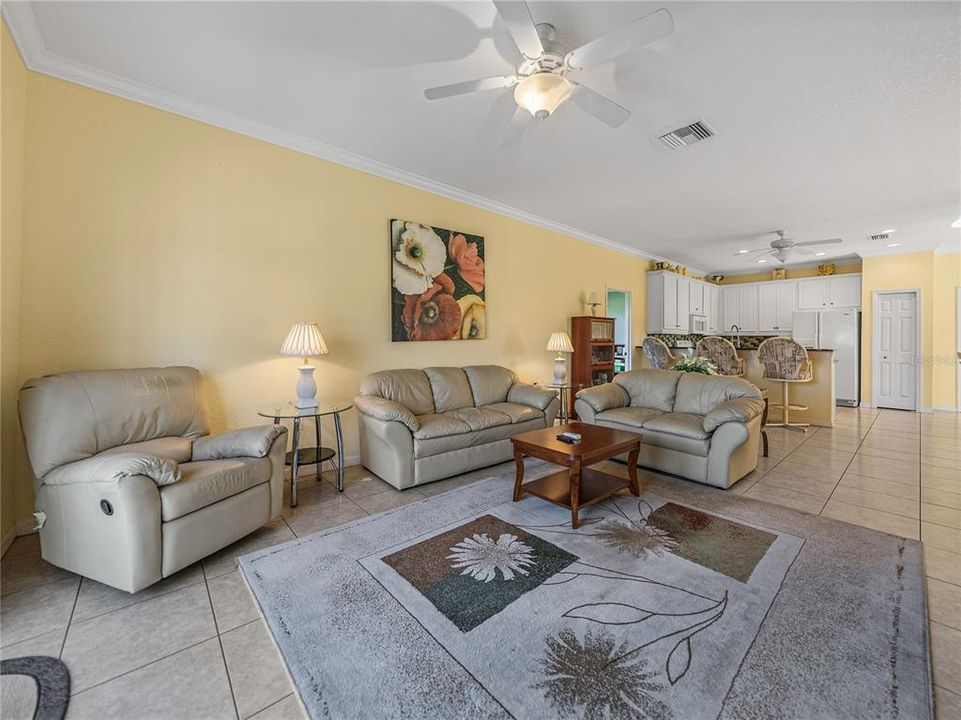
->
875, 292, 917, 410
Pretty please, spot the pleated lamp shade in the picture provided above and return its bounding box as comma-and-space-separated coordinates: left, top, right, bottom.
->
280, 322, 328, 359
546, 331, 574, 353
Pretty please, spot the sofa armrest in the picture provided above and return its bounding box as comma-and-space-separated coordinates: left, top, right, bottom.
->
192, 425, 287, 461
574, 383, 630, 413
44, 452, 181, 487
703, 398, 766, 433
354, 396, 419, 432
507, 383, 556, 411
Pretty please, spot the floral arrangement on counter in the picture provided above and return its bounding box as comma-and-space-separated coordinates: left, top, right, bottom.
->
672, 356, 718, 375
390, 220, 485, 342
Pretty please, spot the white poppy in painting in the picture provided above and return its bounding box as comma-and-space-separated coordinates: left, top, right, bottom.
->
447, 533, 536, 582
392, 259, 431, 295
396, 223, 446, 279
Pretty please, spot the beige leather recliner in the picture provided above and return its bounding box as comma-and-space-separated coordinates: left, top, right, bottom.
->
574, 369, 765, 488
355, 365, 559, 490
18, 367, 288, 593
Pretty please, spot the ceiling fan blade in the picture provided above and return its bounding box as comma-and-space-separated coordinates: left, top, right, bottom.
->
570, 83, 630, 128
492, 1, 544, 60
502, 105, 534, 146
424, 75, 516, 100
733, 247, 772, 256
565, 8, 674, 70
795, 238, 843, 247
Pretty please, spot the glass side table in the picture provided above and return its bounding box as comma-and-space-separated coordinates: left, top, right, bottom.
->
544, 383, 585, 424
257, 401, 353, 507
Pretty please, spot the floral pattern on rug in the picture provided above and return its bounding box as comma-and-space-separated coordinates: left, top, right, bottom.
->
381, 514, 577, 631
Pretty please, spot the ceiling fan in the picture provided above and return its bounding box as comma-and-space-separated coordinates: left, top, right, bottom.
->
423, 2, 675, 145
736, 231, 843, 264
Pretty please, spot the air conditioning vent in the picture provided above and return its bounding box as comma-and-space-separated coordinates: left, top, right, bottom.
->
658, 120, 715, 151
868, 233, 890, 241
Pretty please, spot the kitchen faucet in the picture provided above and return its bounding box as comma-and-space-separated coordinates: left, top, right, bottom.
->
729, 324, 741, 349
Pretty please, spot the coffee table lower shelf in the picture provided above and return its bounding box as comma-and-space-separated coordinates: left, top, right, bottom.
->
518, 468, 630, 513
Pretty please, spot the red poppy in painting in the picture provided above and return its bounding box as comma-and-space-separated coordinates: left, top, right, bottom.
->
402, 273, 462, 341
448, 234, 485, 293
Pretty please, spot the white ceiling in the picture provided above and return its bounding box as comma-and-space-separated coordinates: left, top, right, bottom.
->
6, 1, 960, 272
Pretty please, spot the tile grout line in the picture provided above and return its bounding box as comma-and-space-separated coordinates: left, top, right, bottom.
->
245, 692, 294, 719
68, 576, 209, 626
203, 564, 242, 720
57, 577, 83, 660
818, 411, 890, 517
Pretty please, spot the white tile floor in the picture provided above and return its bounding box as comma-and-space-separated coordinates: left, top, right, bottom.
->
1, 407, 959, 719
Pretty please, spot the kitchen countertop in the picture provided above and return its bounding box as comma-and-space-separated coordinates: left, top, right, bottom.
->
737, 348, 836, 428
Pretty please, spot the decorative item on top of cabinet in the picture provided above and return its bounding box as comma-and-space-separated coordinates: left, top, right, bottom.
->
818, 263, 835, 276
571, 316, 616, 389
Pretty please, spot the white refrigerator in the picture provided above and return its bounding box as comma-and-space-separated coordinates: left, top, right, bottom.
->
792, 310, 860, 407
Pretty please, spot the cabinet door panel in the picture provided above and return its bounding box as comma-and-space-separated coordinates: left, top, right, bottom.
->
797, 279, 829, 309
721, 287, 739, 330
758, 284, 779, 331
663, 273, 679, 330
776, 283, 797, 331
676, 278, 691, 330
739, 285, 759, 331
828, 275, 861, 308
689, 282, 704, 315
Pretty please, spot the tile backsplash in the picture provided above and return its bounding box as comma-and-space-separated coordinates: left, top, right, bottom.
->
646, 333, 775, 350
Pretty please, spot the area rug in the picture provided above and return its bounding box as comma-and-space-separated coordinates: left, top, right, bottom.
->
240, 461, 932, 720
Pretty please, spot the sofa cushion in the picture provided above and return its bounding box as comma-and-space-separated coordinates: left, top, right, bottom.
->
412, 413, 471, 440
100, 436, 194, 464
613, 370, 682, 412
463, 366, 517, 406
643, 412, 710, 440
424, 367, 475, 413
673, 373, 762, 416
358, 369, 435, 416
483, 402, 544, 424
595, 407, 664, 429
160, 457, 270, 521
638, 428, 711, 457
447, 407, 512, 432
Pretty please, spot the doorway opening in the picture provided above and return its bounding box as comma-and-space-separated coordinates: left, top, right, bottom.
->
606, 288, 632, 373
871, 289, 921, 411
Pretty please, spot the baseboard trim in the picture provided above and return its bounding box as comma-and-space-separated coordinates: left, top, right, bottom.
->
919, 407, 934, 415
932, 405, 960, 413
292, 454, 361, 480
1, 525, 16, 558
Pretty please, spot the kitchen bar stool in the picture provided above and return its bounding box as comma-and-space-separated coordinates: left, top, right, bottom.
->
641, 337, 678, 370
695, 336, 745, 376
757, 337, 813, 432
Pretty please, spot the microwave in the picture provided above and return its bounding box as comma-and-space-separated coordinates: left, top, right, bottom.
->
689, 314, 707, 334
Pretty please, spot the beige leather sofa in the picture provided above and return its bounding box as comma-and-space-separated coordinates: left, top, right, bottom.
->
355, 366, 559, 490
574, 369, 765, 488
18, 367, 288, 593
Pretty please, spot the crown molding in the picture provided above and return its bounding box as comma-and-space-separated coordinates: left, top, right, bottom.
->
1, 3, 702, 273
858, 241, 943, 258
713, 256, 862, 277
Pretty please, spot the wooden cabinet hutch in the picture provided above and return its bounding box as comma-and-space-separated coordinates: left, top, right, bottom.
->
570, 316, 616, 388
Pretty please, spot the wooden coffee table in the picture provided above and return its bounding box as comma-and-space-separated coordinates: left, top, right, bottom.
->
511, 421, 642, 529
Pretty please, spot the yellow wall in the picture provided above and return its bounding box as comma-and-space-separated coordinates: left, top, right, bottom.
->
3, 68, 653, 528
719, 262, 862, 285
860, 251, 945, 410
1, 21, 28, 543
932, 253, 961, 409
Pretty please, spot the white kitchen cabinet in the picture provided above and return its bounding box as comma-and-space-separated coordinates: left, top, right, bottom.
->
720, 286, 739, 331
739, 285, 759, 331
677, 276, 691, 325
689, 282, 704, 315
704, 284, 718, 331
647, 271, 685, 333
759, 281, 797, 332
797, 275, 861, 309
828, 275, 861, 308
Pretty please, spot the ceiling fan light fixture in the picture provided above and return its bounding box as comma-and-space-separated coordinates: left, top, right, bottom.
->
756, 259, 768, 264
514, 73, 571, 119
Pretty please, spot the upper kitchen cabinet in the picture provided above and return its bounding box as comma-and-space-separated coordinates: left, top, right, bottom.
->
796, 275, 862, 310
720, 284, 759, 332
758, 281, 797, 332
647, 270, 714, 333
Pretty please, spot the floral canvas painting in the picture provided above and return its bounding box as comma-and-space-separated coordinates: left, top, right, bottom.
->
390, 219, 485, 342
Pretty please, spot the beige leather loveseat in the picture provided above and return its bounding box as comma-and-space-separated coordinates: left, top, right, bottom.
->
19, 367, 288, 593
574, 369, 765, 488
355, 366, 559, 489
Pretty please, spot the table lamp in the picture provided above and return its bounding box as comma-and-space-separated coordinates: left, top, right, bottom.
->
585, 291, 601, 316
280, 322, 328, 408
546, 331, 575, 385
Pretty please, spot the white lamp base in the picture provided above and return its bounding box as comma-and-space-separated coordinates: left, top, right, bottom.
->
294, 365, 318, 408
552, 356, 568, 385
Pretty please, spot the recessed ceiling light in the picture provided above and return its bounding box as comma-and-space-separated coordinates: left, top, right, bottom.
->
737, 249, 750, 254
952, 217, 961, 229
886, 242, 900, 247
880, 228, 897, 234
756, 259, 768, 264
815, 252, 826, 256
